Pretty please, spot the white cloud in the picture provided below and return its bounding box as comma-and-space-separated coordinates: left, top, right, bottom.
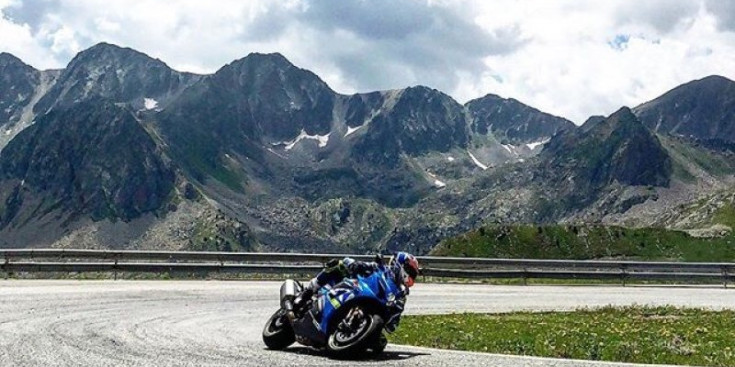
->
1, 0, 734, 124
469, 0, 735, 123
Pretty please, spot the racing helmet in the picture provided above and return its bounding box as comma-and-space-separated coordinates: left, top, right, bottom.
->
389, 252, 419, 287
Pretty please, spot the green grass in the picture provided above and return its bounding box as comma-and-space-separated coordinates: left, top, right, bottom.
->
658, 135, 735, 179
390, 306, 735, 366
433, 224, 735, 262
417, 276, 726, 286
713, 203, 735, 229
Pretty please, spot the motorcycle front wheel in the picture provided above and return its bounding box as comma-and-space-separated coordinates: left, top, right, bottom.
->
262, 309, 295, 350
327, 306, 384, 358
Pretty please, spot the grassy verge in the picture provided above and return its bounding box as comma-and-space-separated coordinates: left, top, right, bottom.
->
432, 224, 735, 262
390, 306, 735, 366
418, 276, 728, 287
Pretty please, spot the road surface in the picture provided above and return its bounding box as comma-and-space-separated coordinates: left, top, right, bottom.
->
1, 280, 733, 366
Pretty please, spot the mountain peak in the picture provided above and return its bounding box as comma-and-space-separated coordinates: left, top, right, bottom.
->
666, 75, 735, 93
32, 42, 194, 114
469, 93, 507, 105
696, 74, 733, 84
543, 106, 671, 190
225, 52, 296, 72
466, 92, 574, 144
634, 75, 735, 142
405, 85, 439, 93
245, 52, 291, 63
71, 42, 164, 67
395, 85, 456, 104
0, 52, 33, 70
0, 51, 20, 61
87, 41, 124, 51
215, 50, 332, 95
609, 106, 636, 120
581, 115, 606, 133
584, 106, 648, 139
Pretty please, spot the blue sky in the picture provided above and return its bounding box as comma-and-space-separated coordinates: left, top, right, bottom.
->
1, 0, 734, 124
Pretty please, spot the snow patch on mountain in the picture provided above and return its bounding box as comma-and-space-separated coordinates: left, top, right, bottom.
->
426, 171, 447, 188
526, 138, 550, 150
144, 98, 158, 110
502, 144, 521, 155
468, 151, 488, 170
284, 129, 330, 150
345, 125, 362, 137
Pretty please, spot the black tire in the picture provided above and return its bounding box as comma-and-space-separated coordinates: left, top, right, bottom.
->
262, 309, 295, 350
327, 311, 384, 359
368, 333, 388, 356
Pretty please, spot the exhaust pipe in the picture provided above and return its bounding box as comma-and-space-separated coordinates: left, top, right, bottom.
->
280, 279, 300, 321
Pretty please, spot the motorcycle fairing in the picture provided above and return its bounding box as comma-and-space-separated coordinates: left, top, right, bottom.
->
317, 269, 399, 334
289, 264, 400, 348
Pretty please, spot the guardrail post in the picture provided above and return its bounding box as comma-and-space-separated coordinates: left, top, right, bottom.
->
218, 255, 224, 280
722, 266, 729, 289
3, 252, 8, 280
114, 258, 119, 281
522, 267, 528, 286
620, 264, 628, 287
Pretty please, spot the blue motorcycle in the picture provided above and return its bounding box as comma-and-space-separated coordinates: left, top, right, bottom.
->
262, 258, 400, 357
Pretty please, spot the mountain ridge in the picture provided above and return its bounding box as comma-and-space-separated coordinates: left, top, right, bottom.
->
634, 75, 735, 143
0, 42, 733, 254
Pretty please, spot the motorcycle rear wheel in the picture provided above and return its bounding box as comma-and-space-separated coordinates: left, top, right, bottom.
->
262, 309, 295, 350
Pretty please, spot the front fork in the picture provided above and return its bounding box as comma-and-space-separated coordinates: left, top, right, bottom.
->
338, 307, 365, 332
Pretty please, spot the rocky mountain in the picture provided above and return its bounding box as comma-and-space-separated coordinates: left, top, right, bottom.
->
0, 43, 733, 254
0, 99, 175, 224
156, 53, 494, 210
542, 107, 671, 189
0, 53, 58, 150
0, 53, 38, 126
466, 93, 574, 145
33, 43, 201, 114
385, 108, 677, 251
533, 107, 672, 218
634, 75, 735, 143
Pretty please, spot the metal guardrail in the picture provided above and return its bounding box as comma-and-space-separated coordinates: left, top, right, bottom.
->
1, 249, 733, 286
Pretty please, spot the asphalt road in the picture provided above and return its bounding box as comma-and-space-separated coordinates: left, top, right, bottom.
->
1, 280, 733, 367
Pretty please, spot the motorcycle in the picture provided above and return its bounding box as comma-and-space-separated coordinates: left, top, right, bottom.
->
262, 257, 399, 358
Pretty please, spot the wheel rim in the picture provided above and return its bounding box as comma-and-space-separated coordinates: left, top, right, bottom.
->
333, 309, 371, 346
267, 311, 286, 334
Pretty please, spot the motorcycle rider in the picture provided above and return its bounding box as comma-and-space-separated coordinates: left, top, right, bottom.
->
295, 252, 420, 333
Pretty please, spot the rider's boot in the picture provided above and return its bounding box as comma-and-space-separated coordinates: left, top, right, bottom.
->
293, 279, 317, 310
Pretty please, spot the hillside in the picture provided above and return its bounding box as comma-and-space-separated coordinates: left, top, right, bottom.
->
0, 43, 734, 254
432, 224, 735, 262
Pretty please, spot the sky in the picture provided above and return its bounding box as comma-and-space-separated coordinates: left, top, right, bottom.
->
1, 0, 734, 124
